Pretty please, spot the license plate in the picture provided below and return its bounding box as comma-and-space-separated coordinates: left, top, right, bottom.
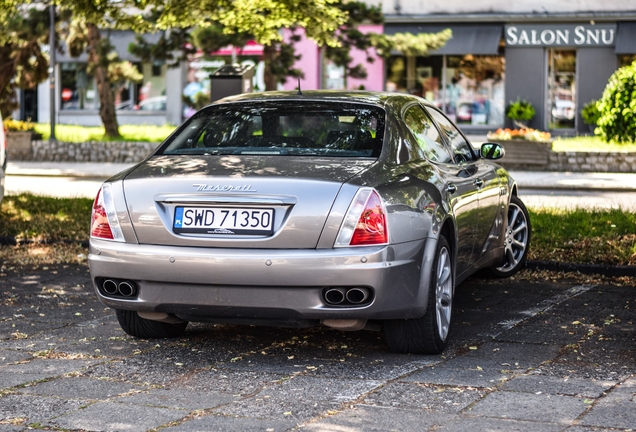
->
173, 207, 274, 235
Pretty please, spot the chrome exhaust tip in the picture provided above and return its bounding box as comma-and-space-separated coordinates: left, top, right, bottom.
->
324, 288, 346, 305
346, 287, 369, 304
117, 281, 137, 297
103, 279, 119, 295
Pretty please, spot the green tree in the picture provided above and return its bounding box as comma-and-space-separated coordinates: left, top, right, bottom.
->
596, 60, 636, 143
149, 0, 347, 90
56, 2, 153, 138
323, 1, 384, 84
372, 30, 453, 58
0, 6, 51, 119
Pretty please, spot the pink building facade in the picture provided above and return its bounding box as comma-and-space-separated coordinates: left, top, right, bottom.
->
281, 25, 385, 92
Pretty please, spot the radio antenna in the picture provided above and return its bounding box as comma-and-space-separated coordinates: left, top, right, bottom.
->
297, 78, 302, 95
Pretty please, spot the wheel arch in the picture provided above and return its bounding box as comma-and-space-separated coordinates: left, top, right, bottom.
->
439, 217, 456, 265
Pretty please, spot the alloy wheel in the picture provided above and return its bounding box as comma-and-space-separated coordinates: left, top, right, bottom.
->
435, 246, 453, 341
496, 202, 529, 273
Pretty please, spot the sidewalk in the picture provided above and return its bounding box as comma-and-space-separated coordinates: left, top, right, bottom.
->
5, 161, 636, 191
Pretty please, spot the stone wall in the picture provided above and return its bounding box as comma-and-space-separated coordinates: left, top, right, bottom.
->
27, 140, 160, 163
547, 151, 636, 173
8, 140, 636, 173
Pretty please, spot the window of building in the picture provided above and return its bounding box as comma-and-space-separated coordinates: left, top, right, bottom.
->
60, 63, 98, 110
323, 60, 346, 90
113, 62, 141, 111
61, 61, 167, 112
137, 63, 167, 110
386, 54, 505, 127
548, 49, 576, 130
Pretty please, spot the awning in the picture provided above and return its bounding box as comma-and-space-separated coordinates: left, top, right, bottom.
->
384, 24, 502, 55
615, 22, 636, 54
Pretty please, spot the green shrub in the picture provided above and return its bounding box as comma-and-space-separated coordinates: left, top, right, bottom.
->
581, 100, 601, 125
596, 60, 636, 143
505, 99, 535, 122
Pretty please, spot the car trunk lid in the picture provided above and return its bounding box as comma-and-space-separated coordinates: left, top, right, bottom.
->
122, 155, 374, 249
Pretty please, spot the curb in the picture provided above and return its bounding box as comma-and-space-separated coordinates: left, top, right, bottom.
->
526, 260, 636, 277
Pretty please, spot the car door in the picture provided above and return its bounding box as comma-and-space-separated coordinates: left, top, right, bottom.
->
425, 107, 502, 267
402, 104, 479, 276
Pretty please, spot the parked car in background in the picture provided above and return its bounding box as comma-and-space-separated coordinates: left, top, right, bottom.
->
116, 96, 167, 112
0, 111, 6, 205
89, 91, 530, 354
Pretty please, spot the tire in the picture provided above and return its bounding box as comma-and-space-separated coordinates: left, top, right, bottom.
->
489, 195, 531, 278
384, 235, 454, 354
115, 310, 188, 338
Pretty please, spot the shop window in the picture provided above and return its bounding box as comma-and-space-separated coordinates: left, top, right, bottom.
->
548, 49, 576, 130
386, 54, 505, 127
445, 55, 505, 126
60, 63, 98, 110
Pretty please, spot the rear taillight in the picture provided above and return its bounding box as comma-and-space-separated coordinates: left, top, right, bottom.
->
335, 188, 389, 247
90, 184, 125, 242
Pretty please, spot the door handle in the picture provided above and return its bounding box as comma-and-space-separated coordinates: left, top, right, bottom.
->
473, 178, 484, 188
447, 183, 457, 194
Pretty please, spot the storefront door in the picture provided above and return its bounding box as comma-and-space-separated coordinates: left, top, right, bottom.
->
547, 49, 577, 131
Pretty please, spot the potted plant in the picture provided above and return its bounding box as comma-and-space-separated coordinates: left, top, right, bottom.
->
505, 98, 535, 128
3, 119, 37, 157
581, 100, 600, 133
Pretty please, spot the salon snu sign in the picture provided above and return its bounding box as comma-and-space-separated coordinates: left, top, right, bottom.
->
505, 23, 616, 47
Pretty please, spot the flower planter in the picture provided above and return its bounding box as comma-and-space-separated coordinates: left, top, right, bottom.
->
488, 139, 553, 170
6, 131, 33, 158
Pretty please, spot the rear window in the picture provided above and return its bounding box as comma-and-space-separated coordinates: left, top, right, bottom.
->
158, 102, 385, 157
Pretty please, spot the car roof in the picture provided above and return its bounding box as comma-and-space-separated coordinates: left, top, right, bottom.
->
214, 90, 435, 111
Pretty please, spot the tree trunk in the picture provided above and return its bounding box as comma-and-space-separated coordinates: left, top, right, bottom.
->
263, 44, 278, 91
86, 23, 120, 138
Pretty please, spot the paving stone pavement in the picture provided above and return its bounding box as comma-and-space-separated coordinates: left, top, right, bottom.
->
0, 263, 634, 431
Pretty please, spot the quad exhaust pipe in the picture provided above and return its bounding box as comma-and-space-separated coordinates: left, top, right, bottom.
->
101, 279, 138, 298
324, 288, 347, 305
346, 288, 369, 304
323, 287, 372, 306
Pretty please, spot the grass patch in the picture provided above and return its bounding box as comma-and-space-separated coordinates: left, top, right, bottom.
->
0, 194, 93, 241
34, 123, 176, 143
0, 194, 634, 267
552, 136, 636, 152
529, 207, 636, 266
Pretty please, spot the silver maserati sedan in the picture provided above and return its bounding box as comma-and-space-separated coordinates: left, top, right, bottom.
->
89, 91, 530, 354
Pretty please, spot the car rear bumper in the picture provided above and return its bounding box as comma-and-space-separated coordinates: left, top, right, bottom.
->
88, 237, 437, 322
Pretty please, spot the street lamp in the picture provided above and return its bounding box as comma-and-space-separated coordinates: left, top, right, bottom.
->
49, 2, 56, 142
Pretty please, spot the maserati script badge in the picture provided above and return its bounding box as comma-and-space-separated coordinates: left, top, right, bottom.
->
193, 184, 256, 192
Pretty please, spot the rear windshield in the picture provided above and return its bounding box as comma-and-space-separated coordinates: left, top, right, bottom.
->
158, 102, 385, 157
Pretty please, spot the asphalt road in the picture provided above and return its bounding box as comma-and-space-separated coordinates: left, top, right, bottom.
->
7, 175, 636, 210
0, 264, 634, 431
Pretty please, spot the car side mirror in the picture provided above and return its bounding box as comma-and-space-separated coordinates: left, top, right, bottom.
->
481, 142, 505, 160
